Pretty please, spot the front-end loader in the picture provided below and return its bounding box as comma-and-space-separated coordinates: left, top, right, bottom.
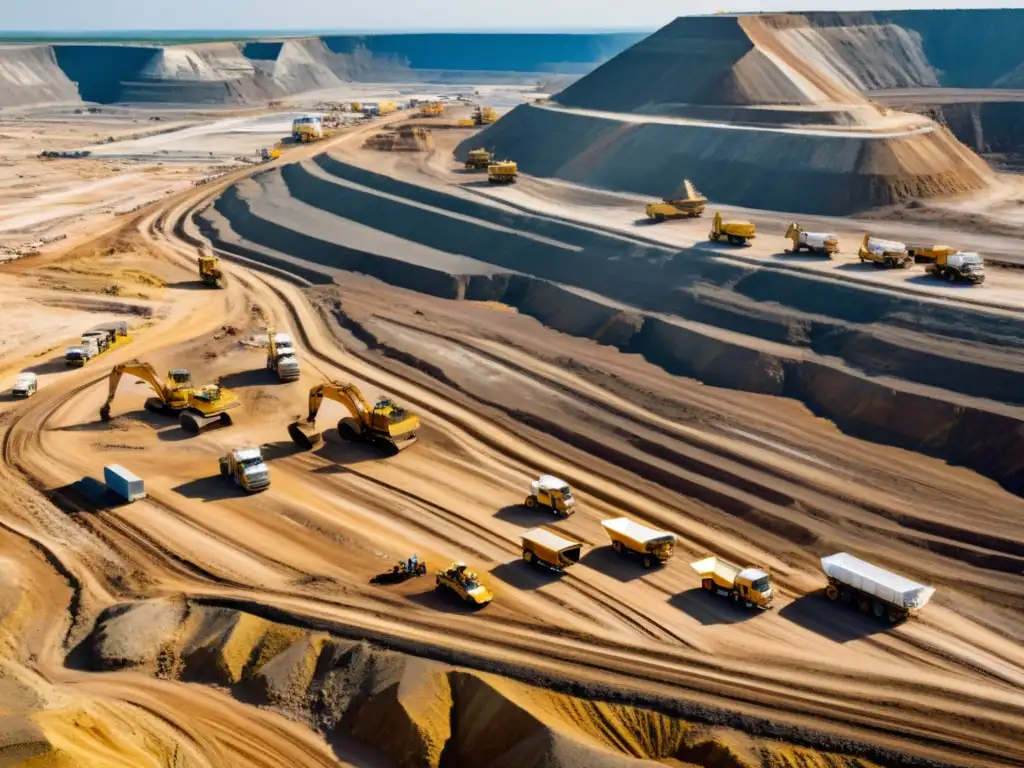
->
288, 381, 420, 453
709, 211, 756, 246
197, 249, 225, 288
646, 179, 707, 222
99, 360, 241, 432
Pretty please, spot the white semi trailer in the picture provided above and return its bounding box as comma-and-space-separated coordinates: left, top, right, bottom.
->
821, 552, 935, 623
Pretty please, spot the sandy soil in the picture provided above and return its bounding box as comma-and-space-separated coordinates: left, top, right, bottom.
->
0, 97, 1023, 768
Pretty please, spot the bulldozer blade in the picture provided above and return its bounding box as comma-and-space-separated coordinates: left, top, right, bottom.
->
288, 421, 323, 450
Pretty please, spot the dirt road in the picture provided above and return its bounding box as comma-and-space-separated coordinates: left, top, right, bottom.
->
1, 112, 1023, 768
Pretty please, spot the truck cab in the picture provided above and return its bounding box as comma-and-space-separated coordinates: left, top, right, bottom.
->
219, 447, 270, 493
734, 568, 773, 608
691, 556, 774, 609
268, 332, 301, 382
525, 474, 576, 515
65, 345, 90, 367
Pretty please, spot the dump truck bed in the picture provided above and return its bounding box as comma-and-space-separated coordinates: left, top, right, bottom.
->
690, 556, 740, 581
522, 527, 577, 553
602, 518, 674, 548
821, 553, 934, 610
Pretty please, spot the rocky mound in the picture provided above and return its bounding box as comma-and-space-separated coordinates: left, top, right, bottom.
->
461, 11, 1021, 214
69, 598, 882, 768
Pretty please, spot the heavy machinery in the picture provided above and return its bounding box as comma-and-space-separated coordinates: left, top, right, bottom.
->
371, 555, 428, 585
821, 552, 935, 623
909, 245, 985, 284
219, 447, 271, 493
266, 328, 300, 382
288, 381, 420, 452
435, 562, 493, 607
292, 115, 324, 142
601, 518, 675, 568
708, 211, 756, 246
198, 250, 225, 287
99, 360, 241, 432
420, 102, 444, 117
524, 475, 576, 516
464, 148, 493, 170
473, 106, 498, 125
858, 234, 912, 268
487, 160, 518, 185
785, 222, 839, 255
11, 372, 38, 398
645, 179, 707, 222
65, 321, 129, 367
690, 556, 774, 609
521, 528, 582, 571
259, 147, 282, 162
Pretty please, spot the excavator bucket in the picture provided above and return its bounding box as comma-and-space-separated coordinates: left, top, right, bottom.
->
99, 403, 112, 421
288, 420, 323, 450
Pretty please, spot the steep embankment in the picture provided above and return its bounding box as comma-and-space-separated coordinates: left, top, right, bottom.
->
0, 45, 81, 107
198, 156, 1024, 493
43, 598, 884, 768
0, 32, 640, 108
463, 11, 997, 215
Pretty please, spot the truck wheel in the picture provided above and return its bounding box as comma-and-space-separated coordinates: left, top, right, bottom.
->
219, 462, 229, 477
654, 214, 665, 223
642, 555, 652, 568
825, 584, 839, 601
524, 495, 537, 509
702, 578, 713, 591
946, 269, 956, 283
612, 540, 622, 554
522, 550, 533, 563
872, 602, 885, 619
727, 235, 742, 246
731, 592, 740, 604
887, 608, 903, 624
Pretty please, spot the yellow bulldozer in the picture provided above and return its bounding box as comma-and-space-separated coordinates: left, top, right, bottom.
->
708, 211, 756, 246
288, 381, 420, 453
420, 102, 444, 117
645, 179, 707, 222
464, 148, 493, 170
487, 160, 518, 185
99, 360, 241, 432
473, 106, 498, 125
197, 250, 225, 288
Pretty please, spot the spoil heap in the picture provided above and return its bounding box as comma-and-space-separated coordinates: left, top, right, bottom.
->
459, 11, 1007, 215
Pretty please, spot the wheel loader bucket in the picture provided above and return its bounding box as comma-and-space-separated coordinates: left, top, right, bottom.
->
288, 420, 323, 450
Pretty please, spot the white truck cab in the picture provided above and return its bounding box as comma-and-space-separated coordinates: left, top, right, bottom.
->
12, 372, 38, 397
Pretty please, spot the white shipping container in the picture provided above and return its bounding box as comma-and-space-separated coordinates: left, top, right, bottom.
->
104, 464, 146, 502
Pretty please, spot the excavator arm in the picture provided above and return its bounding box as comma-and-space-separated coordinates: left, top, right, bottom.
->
99, 361, 174, 421
289, 380, 417, 452
305, 382, 371, 426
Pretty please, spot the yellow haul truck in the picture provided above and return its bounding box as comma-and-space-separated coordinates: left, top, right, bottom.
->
198, 250, 225, 287
858, 234, 912, 268
645, 179, 707, 222
487, 160, 518, 185
909, 245, 985, 284
521, 528, 582, 571
690, 556, 774, 609
601, 518, 675, 568
708, 211, 756, 246
524, 474, 576, 516
464, 148, 493, 170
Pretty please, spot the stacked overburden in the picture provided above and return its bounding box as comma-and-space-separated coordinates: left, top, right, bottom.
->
458, 11, 1024, 214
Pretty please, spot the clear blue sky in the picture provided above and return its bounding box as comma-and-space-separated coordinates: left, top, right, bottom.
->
7, 0, 1021, 32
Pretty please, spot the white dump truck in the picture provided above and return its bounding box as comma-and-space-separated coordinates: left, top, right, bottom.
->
821, 552, 935, 623
266, 330, 300, 382
601, 518, 675, 567
858, 235, 912, 268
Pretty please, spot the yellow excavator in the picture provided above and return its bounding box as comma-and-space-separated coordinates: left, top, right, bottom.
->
709, 211, 756, 246
288, 381, 420, 453
99, 360, 241, 432
197, 249, 225, 288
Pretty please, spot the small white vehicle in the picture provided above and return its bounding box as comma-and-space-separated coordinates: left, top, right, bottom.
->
219, 447, 271, 493
12, 372, 38, 398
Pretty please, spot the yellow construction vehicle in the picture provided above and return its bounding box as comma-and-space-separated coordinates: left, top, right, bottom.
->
602, 518, 675, 568
645, 179, 707, 222
709, 211, 755, 246
420, 102, 444, 117
435, 562, 493, 607
910, 247, 986, 284
858, 234, 912, 268
288, 381, 420, 453
785, 222, 839, 255
197, 250, 225, 288
690, 556, 774, 609
464, 148, 493, 170
457, 118, 475, 128
473, 106, 498, 125
259, 147, 282, 162
521, 527, 582, 571
292, 115, 324, 143
487, 160, 518, 185
99, 360, 241, 432
219, 447, 270, 493
524, 474, 576, 516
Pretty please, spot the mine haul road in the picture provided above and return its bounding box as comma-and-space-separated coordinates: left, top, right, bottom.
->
2, 112, 1024, 768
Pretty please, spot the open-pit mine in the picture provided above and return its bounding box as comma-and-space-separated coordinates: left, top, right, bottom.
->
1, 11, 1023, 768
